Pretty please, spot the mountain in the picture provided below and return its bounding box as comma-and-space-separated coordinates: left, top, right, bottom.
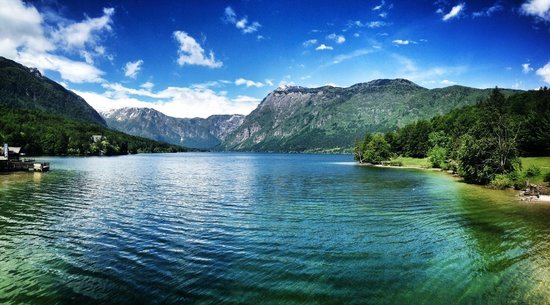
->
101, 107, 244, 149
221, 79, 519, 152
0, 56, 106, 125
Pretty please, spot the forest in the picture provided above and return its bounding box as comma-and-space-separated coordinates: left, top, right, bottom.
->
0, 107, 187, 156
354, 88, 550, 187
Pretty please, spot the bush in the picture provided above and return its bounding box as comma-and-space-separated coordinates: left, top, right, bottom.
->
525, 165, 541, 178
428, 145, 447, 168
490, 174, 513, 189
544, 172, 550, 183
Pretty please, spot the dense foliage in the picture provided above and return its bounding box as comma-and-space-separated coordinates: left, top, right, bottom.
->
0, 107, 187, 156
355, 88, 550, 185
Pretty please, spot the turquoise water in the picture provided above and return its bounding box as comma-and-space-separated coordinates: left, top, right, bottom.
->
0, 153, 549, 304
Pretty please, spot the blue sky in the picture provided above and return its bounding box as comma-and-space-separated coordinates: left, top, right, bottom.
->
1, 0, 549, 118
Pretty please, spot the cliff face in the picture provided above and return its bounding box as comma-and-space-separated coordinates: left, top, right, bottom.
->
221, 79, 513, 152
101, 107, 244, 149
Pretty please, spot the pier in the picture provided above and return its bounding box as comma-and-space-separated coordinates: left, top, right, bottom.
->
1, 144, 49, 173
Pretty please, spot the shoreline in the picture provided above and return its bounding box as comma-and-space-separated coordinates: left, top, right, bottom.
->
355, 162, 550, 203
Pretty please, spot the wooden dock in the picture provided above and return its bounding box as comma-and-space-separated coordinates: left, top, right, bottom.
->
1, 145, 50, 173
0, 160, 50, 172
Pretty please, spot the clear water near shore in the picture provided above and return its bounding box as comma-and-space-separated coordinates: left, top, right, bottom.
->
1, 153, 549, 304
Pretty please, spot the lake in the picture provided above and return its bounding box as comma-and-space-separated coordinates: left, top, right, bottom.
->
1, 153, 549, 304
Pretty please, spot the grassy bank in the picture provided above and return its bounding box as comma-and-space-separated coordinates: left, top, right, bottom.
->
520, 156, 550, 184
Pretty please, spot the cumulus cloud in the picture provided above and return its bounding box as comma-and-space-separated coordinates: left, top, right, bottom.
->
140, 81, 154, 90
442, 4, 465, 21
223, 6, 262, 34
303, 39, 318, 47
367, 21, 389, 28
124, 59, 143, 78
327, 33, 346, 44
75, 83, 260, 118
223, 6, 237, 23
521, 0, 550, 21
52, 7, 114, 51
316, 44, 334, 51
392, 39, 416, 45
17, 51, 104, 83
536, 62, 550, 84
522, 63, 533, 74
0, 0, 110, 83
235, 78, 264, 88
173, 31, 222, 68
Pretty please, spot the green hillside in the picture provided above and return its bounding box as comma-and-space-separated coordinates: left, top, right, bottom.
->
222, 79, 519, 152
0, 56, 105, 125
0, 107, 186, 156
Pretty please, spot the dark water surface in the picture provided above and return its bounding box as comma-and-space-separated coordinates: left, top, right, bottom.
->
0, 153, 549, 304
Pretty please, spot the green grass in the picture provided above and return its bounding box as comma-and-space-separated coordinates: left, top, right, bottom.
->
519, 156, 550, 183
390, 156, 431, 168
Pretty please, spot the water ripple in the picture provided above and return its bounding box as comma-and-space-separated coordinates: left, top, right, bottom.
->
0, 153, 549, 304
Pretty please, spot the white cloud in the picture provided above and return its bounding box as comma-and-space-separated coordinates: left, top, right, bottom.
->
52, 7, 114, 50
173, 31, 222, 68
223, 6, 262, 34
441, 79, 457, 85
373, 1, 385, 11
77, 83, 260, 118
223, 6, 237, 23
235, 78, 264, 88
391, 54, 467, 85
265, 79, 274, 86
472, 3, 503, 18
392, 39, 416, 45
316, 44, 333, 51
442, 4, 465, 21
236, 17, 261, 34
522, 63, 533, 74
327, 48, 374, 66
521, 0, 550, 21
16, 51, 104, 83
232, 95, 262, 103
124, 59, 143, 78
140, 81, 154, 90
367, 21, 389, 28
327, 33, 346, 44
0, 0, 110, 83
536, 62, 550, 84
0, 0, 54, 58
303, 39, 318, 47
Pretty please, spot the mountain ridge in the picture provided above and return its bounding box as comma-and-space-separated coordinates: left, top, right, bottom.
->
221, 79, 520, 152
101, 107, 244, 150
0, 56, 106, 126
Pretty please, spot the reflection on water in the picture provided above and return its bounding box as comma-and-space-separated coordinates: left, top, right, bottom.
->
0, 153, 549, 304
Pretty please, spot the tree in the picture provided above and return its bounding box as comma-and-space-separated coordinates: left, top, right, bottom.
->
363, 133, 391, 164
457, 89, 520, 183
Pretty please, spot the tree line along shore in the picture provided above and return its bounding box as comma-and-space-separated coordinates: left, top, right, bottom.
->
354, 88, 550, 194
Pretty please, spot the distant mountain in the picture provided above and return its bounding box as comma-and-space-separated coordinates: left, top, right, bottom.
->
0, 56, 105, 125
101, 107, 244, 149
221, 79, 519, 152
